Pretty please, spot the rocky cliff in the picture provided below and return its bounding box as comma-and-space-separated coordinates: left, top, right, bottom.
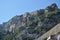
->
0, 3, 60, 40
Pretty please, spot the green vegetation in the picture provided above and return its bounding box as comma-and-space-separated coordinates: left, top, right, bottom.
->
0, 3, 60, 40
44, 37, 47, 40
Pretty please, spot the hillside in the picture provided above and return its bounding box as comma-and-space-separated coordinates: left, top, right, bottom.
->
0, 3, 60, 40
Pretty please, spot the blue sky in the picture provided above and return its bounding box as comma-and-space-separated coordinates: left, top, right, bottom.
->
0, 0, 60, 24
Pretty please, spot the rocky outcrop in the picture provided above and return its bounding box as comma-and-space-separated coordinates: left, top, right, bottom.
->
0, 3, 60, 40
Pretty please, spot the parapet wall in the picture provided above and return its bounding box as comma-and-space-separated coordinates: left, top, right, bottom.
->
37, 23, 60, 40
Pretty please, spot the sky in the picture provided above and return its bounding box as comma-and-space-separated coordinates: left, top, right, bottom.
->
0, 0, 60, 24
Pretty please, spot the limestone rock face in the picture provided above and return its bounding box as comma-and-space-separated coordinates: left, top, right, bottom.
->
45, 3, 58, 12
0, 3, 60, 40
50, 3, 58, 9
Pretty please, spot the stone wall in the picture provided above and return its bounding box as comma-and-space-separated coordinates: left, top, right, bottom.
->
37, 23, 60, 40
